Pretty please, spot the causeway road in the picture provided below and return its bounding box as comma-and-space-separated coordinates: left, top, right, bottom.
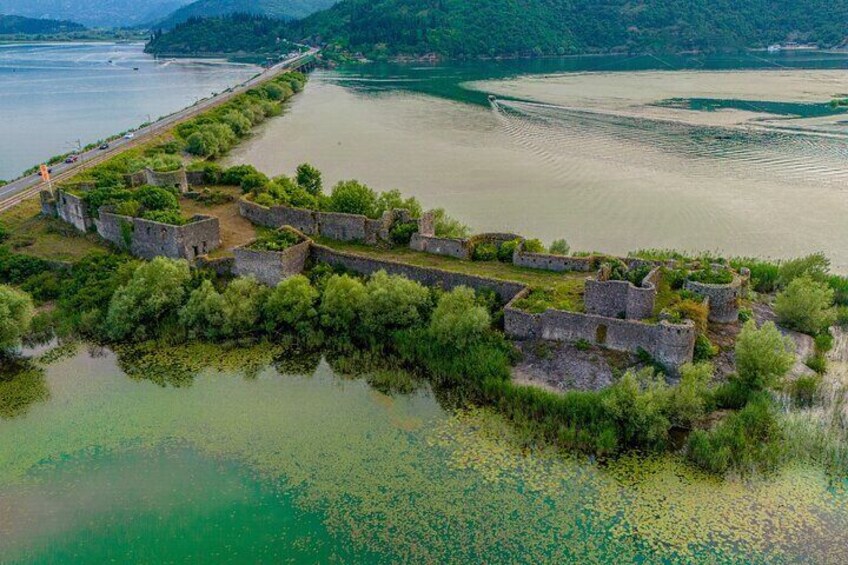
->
0, 49, 318, 213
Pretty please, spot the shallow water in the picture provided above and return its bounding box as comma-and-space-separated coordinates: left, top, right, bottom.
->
0, 42, 258, 180
1, 343, 847, 562
226, 53, 848, 271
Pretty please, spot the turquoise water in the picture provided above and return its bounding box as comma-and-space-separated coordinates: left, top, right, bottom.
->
0, 42, 258, 180
1, 343, 847, 562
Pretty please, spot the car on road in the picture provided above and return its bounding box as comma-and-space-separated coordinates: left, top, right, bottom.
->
64, 155, 78, 164
124, 133, 134, 139
99, 143, 109, 150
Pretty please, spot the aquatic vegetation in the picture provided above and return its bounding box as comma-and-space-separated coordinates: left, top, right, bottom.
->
0, 360, 48, 419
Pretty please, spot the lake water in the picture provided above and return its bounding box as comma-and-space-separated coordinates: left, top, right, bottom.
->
226, 53, 848, 270
0, 42, 259, 180
2, 343, 847, 562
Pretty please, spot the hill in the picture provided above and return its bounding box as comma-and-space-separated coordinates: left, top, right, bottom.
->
146, 13, 295, 55
0, 14, 86, 34
0, 0, 193, 28
154, 0, 336, 29
147, 0, 848, 59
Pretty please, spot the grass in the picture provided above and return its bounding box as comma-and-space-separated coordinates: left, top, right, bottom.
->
315, 237, 588, 311
0, 197, 105, 262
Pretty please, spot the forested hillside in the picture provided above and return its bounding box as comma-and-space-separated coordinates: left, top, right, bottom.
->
0, 14, 85, 34
0, 0, 192, 28
148, 0, 848, 58
153, 0, 336, 29
147, 13, 294, 55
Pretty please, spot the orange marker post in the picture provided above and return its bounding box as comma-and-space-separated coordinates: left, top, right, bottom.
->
39, 164, 53, 194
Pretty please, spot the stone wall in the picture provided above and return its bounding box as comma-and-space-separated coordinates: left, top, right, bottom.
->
234, 239, 311, 286
195, 255, 235, 277
186, 171, 206, 186
418, 210, 436, 236
504, 289, 695, 371
53, 190, 94, 232
513, 251, 595, 273
39, 190, 57, 217
311, 244, 526, 304
584, 267, 661, 320
409, 233, 471, 260
239, 198, 409, 245
685, 271, 748, 324
126, 168, 189, 192
96, 208, 220, 261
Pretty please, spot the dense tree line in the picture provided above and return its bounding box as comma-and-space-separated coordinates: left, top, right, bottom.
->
0, 15, 85, 35
147, 1, 848, 59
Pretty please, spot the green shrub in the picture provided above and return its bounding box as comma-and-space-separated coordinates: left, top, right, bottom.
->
249, 229, 301, 252
548, 239, 570, 256
240, 172, 270, 193
814, 332, 834, 354
361, 270, 430, 339
263, 275, 319, 336
602, 369, 671, 450
135, 185, 179, 212
219, 277, 267, 338
774, 275, 836, 335
429, 286, 491, 349
667, 363, 712, 429
837, 305, 848, 328
710, 378, 752, 410
473, 243, 498, 262
777, 253, 830, 288
179, 279, 226, 340
432, 208, 470, 239
221, 165, 263, 187
320, 274, 367, 335
21, 271, 63, 302
105, 258, 191, 341
389, 221, 418, 245
687, 395, 783, 475
672, 299, 709, 334
0, 223, 8, 244
693, 334, 718, 362
141, 210, 187, 226
522, 239, 544, 254
0, 284, 34, 351
730, 258, 779, 294
327, 180, 378, 218
0, 247, 51, 285
805, 353, 828, 375
295, 163, 323, 196
789, 375, 821, 408
688, 268, 733, 285
375, 189, 422, 219
826, 274, 848, 306
498, 239, 521, 262
734, 320, 794, 392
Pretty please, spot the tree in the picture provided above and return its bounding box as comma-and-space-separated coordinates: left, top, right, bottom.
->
135, 185, 179, 212
432, 208, 471, 238
375, 189, 422, 218
777, 253, 830, 288
320, 274, 367, 334
429, 286, 490, 348
296, 163, 323, 196
106, 258, 191, 341
264, 275, 319, 336
327, 180, 378, 217
734, 321, 795, 392
549, 239, 570, 255
220, 277, 267, 338
222, 110, 252, 137
362, 270, 430, 338
179, 280, 226, 340
774, 275, 837, 336
667, 362, 711, 429
0, 285, 34, 352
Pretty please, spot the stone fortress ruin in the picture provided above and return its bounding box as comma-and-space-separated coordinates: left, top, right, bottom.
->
41, 170, 749, 372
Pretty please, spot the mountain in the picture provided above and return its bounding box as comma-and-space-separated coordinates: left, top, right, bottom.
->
154, 0, 337, 29
0, 14, 86, 34
146, 13, 294, 55
0, 0, 194, 28
147, 0, 848, 59
292, 0, 848, 57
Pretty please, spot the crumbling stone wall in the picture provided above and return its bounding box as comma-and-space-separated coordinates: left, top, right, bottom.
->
234, 239, 311, 286
311, 244, 526, 304
409, 234, 471, 260
504, 289, 695, 371
239, 199, 410, 245
513, 251, 595, 272
52, 190, 94, 232
126, 168, 189, 192
584, 267, 661, 320
96, 207, 220, 261
685, 271, 748, 324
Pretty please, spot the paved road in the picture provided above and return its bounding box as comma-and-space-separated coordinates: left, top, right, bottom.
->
0, 49, 318, 212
